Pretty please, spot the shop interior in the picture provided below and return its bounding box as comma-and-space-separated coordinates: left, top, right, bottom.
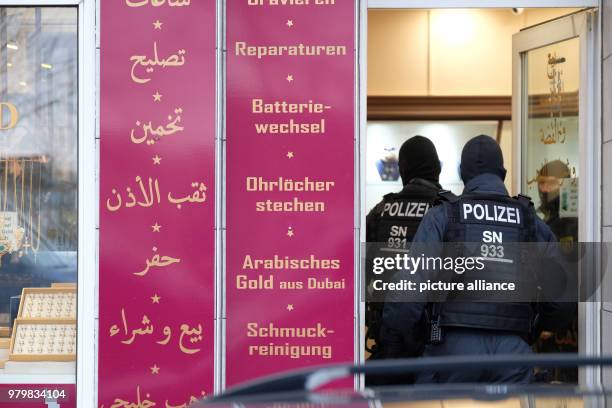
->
366, 7, 583, 382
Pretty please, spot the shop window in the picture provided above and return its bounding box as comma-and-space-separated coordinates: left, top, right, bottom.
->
0, 7, 77, 378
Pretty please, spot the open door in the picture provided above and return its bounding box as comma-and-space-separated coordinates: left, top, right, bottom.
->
512, 10, 600, 385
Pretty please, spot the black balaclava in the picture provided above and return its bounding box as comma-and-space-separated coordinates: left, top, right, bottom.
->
459, 135, 507, 184
398, 135, 441, 186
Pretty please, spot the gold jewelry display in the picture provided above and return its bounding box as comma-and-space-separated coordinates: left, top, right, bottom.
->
9, 320, 76, 361
0, 156, 44, 263
18, 288, 77, 319
9, 287, 77, 362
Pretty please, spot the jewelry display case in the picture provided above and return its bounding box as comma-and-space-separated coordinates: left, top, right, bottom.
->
7, 287, 77, 362
17, 288, 77, 320
9, 320, 76, 362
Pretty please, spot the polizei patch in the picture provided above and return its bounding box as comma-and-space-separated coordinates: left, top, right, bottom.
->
381, 201, 430, 218
460, 200, 522, 225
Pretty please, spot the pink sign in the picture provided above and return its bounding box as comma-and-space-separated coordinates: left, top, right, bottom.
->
99, 1, 216, 406
226, 0, 356, 387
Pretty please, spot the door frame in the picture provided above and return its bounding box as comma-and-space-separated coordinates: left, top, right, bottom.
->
512, 10, 601, 385
361, 0, 602, 387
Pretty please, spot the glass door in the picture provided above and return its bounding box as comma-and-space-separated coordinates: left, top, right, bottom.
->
512, 10, 599, 384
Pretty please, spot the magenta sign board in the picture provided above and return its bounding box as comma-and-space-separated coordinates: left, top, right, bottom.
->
99, 1, 216, 406
226, 0, 356, 386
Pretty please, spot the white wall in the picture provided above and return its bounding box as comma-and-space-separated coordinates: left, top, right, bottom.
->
368, 8, 581, 96
366, 121, 513, 211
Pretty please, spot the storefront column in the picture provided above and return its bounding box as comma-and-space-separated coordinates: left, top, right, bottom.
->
601, 0, 612, 391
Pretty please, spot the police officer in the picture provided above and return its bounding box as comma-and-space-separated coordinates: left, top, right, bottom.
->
384, 135, 573, 384
365, 135, 442, 369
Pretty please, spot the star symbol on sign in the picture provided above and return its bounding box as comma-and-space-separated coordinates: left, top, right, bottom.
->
153, 91, 162, 102
286, 75, 294, 82
152, 223, 161, 232
287, 304, 294, 311
287, 152, 294, 159
286, 20, 294, 27
151, 294, 161, 304
150, 364, 160, 374
152, 155, 162, 165
153, 20, 163, 30
287, 227, 294, 237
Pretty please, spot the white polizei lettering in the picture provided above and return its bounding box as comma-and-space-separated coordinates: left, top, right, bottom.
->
388, 202, 400, 216
507, 207, 516, 223
396, 202, 407, 217
497, 205, 507, 222
383, 202, 430, 218
473, 204, 485, 219
404, 203, 414, 217
381, 203, 392, 217
383, 202, 414, 217
463, 203, 473, 219
408, 202, 420, 217
484, 205, 494, 221
462, 203, 520, 224
415, 202, 429, 217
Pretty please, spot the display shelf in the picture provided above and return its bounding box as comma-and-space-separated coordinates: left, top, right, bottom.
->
9, 319, 76, 362
51, 283, 77, 289
17, 288, 76, 320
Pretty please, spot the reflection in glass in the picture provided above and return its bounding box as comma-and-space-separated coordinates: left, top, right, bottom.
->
524, 37, 579, 243
0, 7, 77, 375
523, 37, 579, 383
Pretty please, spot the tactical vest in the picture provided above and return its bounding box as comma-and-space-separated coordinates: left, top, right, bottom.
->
374, 179, 440, 251
366, 178, 440, 356
436, 191, 537, 334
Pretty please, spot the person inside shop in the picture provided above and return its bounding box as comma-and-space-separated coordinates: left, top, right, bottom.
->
365, 135, 442, 383
537, 160, 578, 244
534, 159, 579, 383
380, 135, 575, 384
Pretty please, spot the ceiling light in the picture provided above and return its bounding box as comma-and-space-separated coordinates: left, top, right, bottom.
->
7, 43, 18, 50
41, 63, 53, 70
